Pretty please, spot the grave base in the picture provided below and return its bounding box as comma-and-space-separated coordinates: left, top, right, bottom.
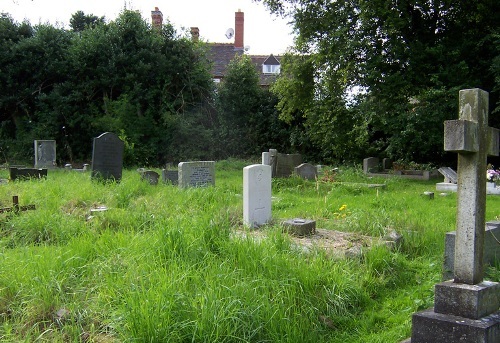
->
408, 309, 499, 343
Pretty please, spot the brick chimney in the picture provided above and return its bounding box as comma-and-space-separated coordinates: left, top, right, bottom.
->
190, 27, 200, 42
234, 10, 244, 50
151, 7, 163, 30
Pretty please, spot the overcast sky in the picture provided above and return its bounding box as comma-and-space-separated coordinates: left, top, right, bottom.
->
1, 0, 295, 55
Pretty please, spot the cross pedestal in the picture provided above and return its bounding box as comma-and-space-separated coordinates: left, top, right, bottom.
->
406, 89, 500, 343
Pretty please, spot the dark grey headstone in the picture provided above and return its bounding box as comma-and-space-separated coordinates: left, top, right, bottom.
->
294, 163, 318, 180
91, 132, 124, 182
34, 140, 56, 169
141, 170, 159, 185
275, 153, 302, 178
9, 167, 47, 180
162, 169, 178, 185
363, 157, 379, 173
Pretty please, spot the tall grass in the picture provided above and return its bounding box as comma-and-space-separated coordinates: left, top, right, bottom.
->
0, 162, 498, 342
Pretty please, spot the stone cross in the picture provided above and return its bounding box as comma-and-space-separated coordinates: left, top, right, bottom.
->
444, 88, 499, 285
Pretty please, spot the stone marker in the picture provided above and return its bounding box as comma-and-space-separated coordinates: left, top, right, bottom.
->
141, 170, 159, 185
275, 153, 303, 178
162, 169, 178, 185
363, 157, 379, 173
269, 149, 278, 177
243, 164, 271, 228
178, 161, 215, 188
383, 158, 393, 170
9, 167, 47, 180
443, 221, 500, 280
407, 89, 500, 343
438, 167, 458, 184
262, 152, 270, 165
282, 218, 316, 236
34, 140, 56, 169
91, 132, 124, 182
294, 163, 318, 180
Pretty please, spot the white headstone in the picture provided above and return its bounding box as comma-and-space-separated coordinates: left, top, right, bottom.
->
262, 152, 270, 165
243, 164, 272, 228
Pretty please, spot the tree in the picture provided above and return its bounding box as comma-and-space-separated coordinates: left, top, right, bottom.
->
256, 0, 500, 164
69, 11, 105, 32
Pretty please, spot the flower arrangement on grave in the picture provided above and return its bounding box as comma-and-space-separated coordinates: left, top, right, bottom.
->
486, 164, 500, 186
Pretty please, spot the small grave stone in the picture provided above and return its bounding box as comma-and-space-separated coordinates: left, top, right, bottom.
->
294, 163, 318, 180
408, 89, 500, 343
178, 161, 215, 188
383, 158, 393, 170
91, 132, 124, 182
269, 149, 278, 177
34, 140, 56, 169
9, 167, 47, 180
162, 169, 178, 185
243, 164, 271, 228
141, 170, 159, 185
363, 157, 379, 173
422, 191, 434, 200
282, 218, 316, 237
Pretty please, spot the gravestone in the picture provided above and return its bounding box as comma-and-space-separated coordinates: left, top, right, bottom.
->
443, 221, 500, 280
269, 149, 278, 177
294, 163, 318, 180
438, 167, 458, 184
178, 161, 215, 188
262, 152, 270, 165
408, 89, 500, 343
34, 140, 56, 169
275, 153, 302, 178
243, 164, 271, 228
91, 132, 124, 182
162, 169, 178, 185
383, 158, 393, 170
363, 157, 379, 173
141, 170, 159, 185
9, 167, 47, 180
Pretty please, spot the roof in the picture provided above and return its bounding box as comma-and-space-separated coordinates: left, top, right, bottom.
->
207, 43, 244, 78
250, 54, 282, 86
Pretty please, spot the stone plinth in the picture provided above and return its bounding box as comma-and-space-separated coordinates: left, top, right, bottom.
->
282, 218, 316, 237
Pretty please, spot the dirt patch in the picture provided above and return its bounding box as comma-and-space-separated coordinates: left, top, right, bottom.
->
233, 227, 390, 258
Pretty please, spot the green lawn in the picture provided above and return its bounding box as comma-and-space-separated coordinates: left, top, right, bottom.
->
0, 161, 498, 342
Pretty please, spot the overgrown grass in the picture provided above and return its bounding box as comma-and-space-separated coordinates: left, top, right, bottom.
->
0, 162, 498, 342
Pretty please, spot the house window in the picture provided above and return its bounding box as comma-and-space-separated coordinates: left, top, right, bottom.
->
262, 64, 280, 74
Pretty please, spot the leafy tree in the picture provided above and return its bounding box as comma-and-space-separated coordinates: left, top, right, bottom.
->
69, 11, 105, 32
257, 0, 500, 164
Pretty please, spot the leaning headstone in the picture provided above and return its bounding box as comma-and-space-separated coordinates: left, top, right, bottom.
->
243, 164, 271, 228
141, 170, 159, 185
34, 140, 56, 169
162, 169, 178, 185
91, 132, 124, 182
408, 89, 500, 343
363, 157, 379, 173
438, 167, 458, 184
294, 163, 318, 180
178, 161, 215, 188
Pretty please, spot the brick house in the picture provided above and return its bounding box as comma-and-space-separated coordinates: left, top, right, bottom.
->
152, 8, 281, 87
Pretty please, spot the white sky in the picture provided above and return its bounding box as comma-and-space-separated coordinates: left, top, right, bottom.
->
1, 0, 295, 55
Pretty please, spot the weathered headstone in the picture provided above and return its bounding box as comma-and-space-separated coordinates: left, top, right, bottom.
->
162, 169, 178, 185
363, 157, 379, 173
275, 153, 302, 178
294, 163, 318, 180
34, 140, 56, 169
408, 89, 500, 343
443, 221, 500, 280
178, 161, 215, 188
91, 132, 124, 182
282, 218, 316, 236
438, 167, 458, 184
382, 158, 393, 170
269, 149, 278, 177
243, 164, 271, 228
9, 167, 47, 180
141, 170, 159, 185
